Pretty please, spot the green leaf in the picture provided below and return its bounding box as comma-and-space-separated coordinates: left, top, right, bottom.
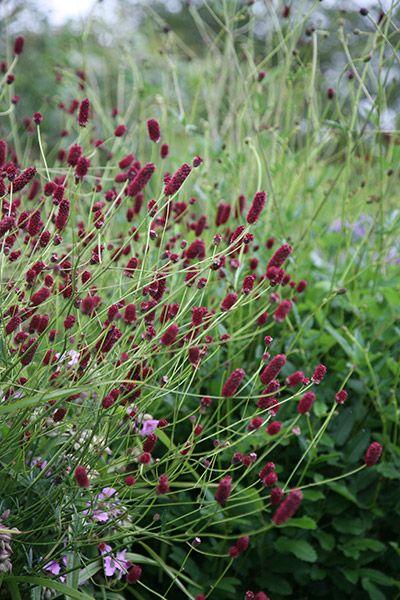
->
331, 407, 355, 446
362, 578, 386, 600
375, 462, 400, 480
316, 531, 335, 551
327, 482, 358, 505
216, 577, 241, 594
282, 516, 317, 530
360, 568, 400, 588
275, 537, 317, 562
344, 430, 370, 463
78, 560, 102, 585
333, 517, 367, 535
324, 322, 355, 359
265, 575, 292, 595
7, 581, 22, 600
30, 588, 41, 600
342, 569, 359, 584
0, 388, 83, 415
340, 538, 385, 560
4, 577, 92, 599
303, 490, 325, 502
66, 550, 80, 590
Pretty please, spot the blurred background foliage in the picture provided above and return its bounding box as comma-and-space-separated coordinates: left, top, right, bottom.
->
2, 0, 400, 142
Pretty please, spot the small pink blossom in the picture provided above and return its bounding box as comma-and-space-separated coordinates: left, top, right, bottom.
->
100, 544, 129, 578
140, 419, 159, 437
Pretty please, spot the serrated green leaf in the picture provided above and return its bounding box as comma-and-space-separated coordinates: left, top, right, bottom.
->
275, 537, 317, 562
340, 538, 385, 559
282, 516, 317, 529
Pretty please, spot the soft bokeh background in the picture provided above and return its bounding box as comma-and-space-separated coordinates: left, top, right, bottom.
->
3, 0, 399, 136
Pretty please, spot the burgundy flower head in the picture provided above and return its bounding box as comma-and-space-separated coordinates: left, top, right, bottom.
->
78, 98, 90, 127
274, 299, 292, 323
230, 535, 250, 556
156, 474, 170, 495
220, 292, 237, 312
114, 124, 127, 137
312, 363, 327, 384
14, 36, 25, 55
246, 191, 267, 224
33, 112, 43, 125
160, 323, 179, 346
215, 475, 232, 507
126, 565, 142, 584
272, 489, 303, 525
266, 421, 282, 436
297, 391, 316, 414
127, 163, 155, 197
147, 118, 161, 143
260, 354, 286, 385
242, 275, 256, 295
31, 287, 50, 307
259, 462, 275, 480
74, 465, 90, 488
222, 368, 246, 397
267, 243, 292, 270
160, 143, 169, 159
13, 167, 36, 192
67, 144, 82, 166
286, 371, 307, 387
335, 389, 348, 404
75, 156, 90, 179
164, 163, 191, 196
364, 442, 382, 467
55, 199, 70, 231
270, 486, 283, 506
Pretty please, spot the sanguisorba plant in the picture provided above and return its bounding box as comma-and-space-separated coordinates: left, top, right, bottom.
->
0, 35, 383, 599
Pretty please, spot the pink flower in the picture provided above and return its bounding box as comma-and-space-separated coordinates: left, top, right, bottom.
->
100, 544, 129, 578
43, 556, 68, 582
140, 419, 159, 437
44, 560, 61, 576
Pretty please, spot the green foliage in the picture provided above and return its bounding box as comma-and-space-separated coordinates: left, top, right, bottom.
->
0, 1, 399, 599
